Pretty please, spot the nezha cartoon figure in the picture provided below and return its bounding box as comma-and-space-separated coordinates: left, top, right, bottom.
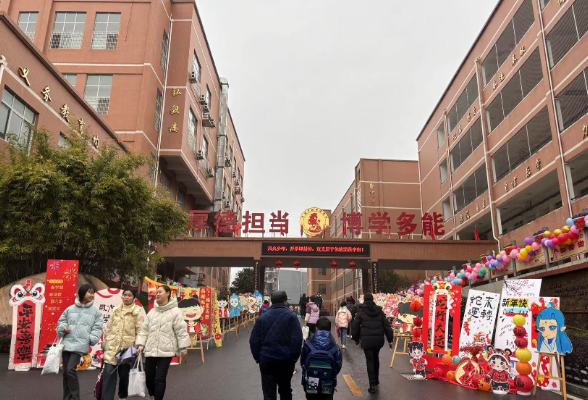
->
407, 341, 427, 379
229, 293, 241, 318
218, 298, 229, 319
486, 346, 512, 395
536, 305, 573, 355
178, 296, 205, 346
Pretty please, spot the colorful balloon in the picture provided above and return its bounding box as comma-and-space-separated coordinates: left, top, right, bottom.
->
567, 218, 575, 227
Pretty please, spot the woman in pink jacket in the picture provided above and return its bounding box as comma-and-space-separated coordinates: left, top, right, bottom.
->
304, 296, 320, 336
335, 301, 353, 348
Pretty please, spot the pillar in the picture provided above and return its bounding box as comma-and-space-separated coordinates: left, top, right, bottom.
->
371, 262, 379, 293
362, 267, 370, 295
254, 260, 265, 293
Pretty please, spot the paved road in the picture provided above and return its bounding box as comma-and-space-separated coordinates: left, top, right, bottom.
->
0, 317, 563, 399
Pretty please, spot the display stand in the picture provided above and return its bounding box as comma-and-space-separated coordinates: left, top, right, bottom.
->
390, 333, 412, 368
184, 331, 205, 364
222, 317, 239, 341
533, 352, 567, 400
240, 312, 251, 334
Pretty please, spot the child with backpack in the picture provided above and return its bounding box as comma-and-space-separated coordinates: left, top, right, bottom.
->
300, 317, 342, 399
259, 300, 270, 316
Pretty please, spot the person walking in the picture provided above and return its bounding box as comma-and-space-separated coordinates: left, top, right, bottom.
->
57, 284, 103, 400
299, 293, 307, 319
346, 297, 357, 338
315, 292, 324, 311
335, 301, 352, 349
250, 290, 303, 400
300, 317, 342, 400
351, 293, 394, 394
259, 300, 270, 316
305, 296, 320, 336
136, 285, 191, 400
101, 288, 144, 400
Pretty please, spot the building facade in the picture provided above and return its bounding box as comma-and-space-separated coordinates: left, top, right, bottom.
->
417, 0, 588, 280
1, 0, 245, 292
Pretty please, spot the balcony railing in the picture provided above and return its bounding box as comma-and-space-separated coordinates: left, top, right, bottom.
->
85, 96, 111, 115
91, 31, 118, 50
49, 31, 84, 49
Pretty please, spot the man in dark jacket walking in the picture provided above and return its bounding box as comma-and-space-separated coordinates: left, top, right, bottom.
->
250, 290, 303, 400
351, 293, 394, 394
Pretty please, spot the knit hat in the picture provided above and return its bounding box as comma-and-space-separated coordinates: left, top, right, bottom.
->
364, 293, 374, 302
271, 290, 288, 304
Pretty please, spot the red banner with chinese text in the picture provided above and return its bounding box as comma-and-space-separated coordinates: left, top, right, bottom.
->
433, 294, 448, 353
11, 303, 37, 369
37, 260, 79, 367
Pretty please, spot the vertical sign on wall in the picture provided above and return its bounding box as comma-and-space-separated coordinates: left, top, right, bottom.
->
422, 283, 462, 355
8, 280, 46, 370
459, 290, 500, 357
37, 260, 79, 367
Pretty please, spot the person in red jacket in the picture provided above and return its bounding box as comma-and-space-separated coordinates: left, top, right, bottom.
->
259, 300, 270, 316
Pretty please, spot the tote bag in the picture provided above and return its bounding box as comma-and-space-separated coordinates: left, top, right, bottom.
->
128, 356, 147, 398
41, 338, 64, 375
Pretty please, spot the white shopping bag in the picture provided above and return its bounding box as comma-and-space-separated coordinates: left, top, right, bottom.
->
128, 356, 147, 398
41, 338, 64, 375
302, 326, 309, 341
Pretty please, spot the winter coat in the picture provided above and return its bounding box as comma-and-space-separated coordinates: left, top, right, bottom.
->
351, 302, 394, 349
300, 330, 342, 387
102, 304, 144, 365
335, 307, 353, 328
250, 303, 303, 363
57, 299, 103, 355
135, 298, 191, 358
305, 302, 320, 324
346, 302, 357, 318
259, 304, 270, 316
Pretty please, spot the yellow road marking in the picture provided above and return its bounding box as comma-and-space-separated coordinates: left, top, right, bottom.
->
343, 374, 363, 397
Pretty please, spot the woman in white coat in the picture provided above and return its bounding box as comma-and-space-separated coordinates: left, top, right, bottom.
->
136, 286, 190, 400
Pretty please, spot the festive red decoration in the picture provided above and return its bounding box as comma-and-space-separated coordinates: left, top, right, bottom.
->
442, 354, 453, 366
471, 374, 481, 387
410, 300, 422, 312
275, 260, 283, 269
293, 260, 301, 270
446, 371, 456, 381
514, 337, 528, 349
412, 328, 422, 339
413, 317, 423, 327
349, 261, 356, 270
331, 261, 338, 270
478, 377, 491, 392
513, 375, 533, 393
433, 367, 444, 379
513, 326, 527, 337
516, 361, 532, 376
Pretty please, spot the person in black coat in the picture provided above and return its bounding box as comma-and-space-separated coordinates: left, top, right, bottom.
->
299, 293, 307, 319
351, 293, 394, 394
250, 290, 303, 400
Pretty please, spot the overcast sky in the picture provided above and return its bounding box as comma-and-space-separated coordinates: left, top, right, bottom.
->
197, 0, 498, 240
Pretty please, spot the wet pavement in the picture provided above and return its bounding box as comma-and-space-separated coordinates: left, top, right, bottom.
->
0, 317, 564, 399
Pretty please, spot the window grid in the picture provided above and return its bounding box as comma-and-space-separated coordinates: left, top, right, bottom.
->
0, 89, 37, 148
160, 30, 169, 70
447, 74, 479, 134
555, 68, 588, 132
546, 0, 588, 68
540, 0, 552, 10
192, 52, 201, 82
202, 136, 209, 163
18, 12, 38, 41
154, 89, 163, 131
188, 109, 197, 152
437, 124, 445, 149
84, 75, 113, 115
453, 165, 488, 213
91, 13, 121, 50
50, 12, 86, 49
63, 74, 77, 87
450, 119, 483, 172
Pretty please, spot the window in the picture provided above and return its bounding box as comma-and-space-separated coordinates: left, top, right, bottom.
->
202, 136, 209, 162
345, 270, 353, 287
546, 0, 588, 67
492, 108, 552, 182
177, 188, 186, 209
84, 75, 112, 115
192, 52, 201, 82
447, 74, 479, 134
437, 123, 445, 148
318, 268, 326, 276
449, 119, 483, 172
318, 284, 327, 295
63, 74, 77, 87
540, 0, 552, 10
160, 172, 171, 192
442, 197, 452, 221
58, 133, 70, 148
453, 165, 488, 212
439, 159, 448, 184
0, 89, 36, 148
160, 30, 169, 70
482, 0, 535, 86
91, 13, 120, 50
18, 12, 38, 41
50, 12, 86, 49
154, 89, 162, 130
556, 67, 588, 132
486, 49, 543, 133
205, 86, 212, 108
188, 109, 197, 152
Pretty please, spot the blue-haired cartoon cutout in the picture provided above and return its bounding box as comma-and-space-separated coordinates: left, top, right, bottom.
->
229, 293, 242, 318
536, 304, 573, 355
254, 291, 263, 309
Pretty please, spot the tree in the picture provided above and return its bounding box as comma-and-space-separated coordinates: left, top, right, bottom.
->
0, 127, 189, 286
230, 268, 255, 294
379, 270, 412, 294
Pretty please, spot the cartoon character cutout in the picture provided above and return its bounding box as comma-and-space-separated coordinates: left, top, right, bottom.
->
254, 291, 263, 310
218, 298, 229, 319
229, 294, 242, 318
486, 346, 512, 394
407, 341, 427, 379
247, 294, 258, 314
392, 301, 424, 333
178, 296, 208, 337
239, 294, 248, 310
536, 304, 572, 355
9, 280, 45, 306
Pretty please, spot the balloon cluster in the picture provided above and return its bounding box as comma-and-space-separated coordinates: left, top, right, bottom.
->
541, 217, 582, 250
448, 263, 487, 286
512, 315, 533, 395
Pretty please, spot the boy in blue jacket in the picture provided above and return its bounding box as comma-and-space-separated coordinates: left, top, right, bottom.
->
250, 290, 303, 400
300, 317, 343, 399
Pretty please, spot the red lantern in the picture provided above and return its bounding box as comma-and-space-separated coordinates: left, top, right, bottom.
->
349, 261, 356, 270
410, 300, 422, 313
513, 326, 527, 337
412, 328, 422, 340
293, 260, 301, 270
275, 260, 283, 269
331, 261, 338, 270
514, 337, 528, 349
514, 375, 533, 393
413, 317, 423, 327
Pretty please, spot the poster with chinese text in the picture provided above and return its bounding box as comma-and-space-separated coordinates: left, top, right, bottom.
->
459, 290, 500, 357
421, 283, 462, 355
37, 260, 79, 367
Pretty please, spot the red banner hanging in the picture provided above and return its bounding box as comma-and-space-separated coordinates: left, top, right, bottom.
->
37, 260, 79, 367
422, 283, 462, 356
433, 294, 448, 353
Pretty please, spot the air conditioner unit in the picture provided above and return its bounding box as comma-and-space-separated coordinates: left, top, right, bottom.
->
189, 71, 198, 83
234, 185, 241, 195
206, 167, 214, 178
224, 157, 231, 167
195, 150, 204, 160
203, 114, 215, 128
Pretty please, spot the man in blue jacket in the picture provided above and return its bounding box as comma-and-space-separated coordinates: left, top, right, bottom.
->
250, 290, 303, 400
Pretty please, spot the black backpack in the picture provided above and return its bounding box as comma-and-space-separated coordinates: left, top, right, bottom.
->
302, 341, 338, 395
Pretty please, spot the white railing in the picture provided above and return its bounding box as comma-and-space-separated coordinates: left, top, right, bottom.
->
50, 31, 84, 49
85, 96, 110, 115
91, 31, 118, 50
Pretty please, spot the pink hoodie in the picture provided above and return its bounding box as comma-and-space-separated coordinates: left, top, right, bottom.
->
305, 302, 320, 324
335, 306, 352, 328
